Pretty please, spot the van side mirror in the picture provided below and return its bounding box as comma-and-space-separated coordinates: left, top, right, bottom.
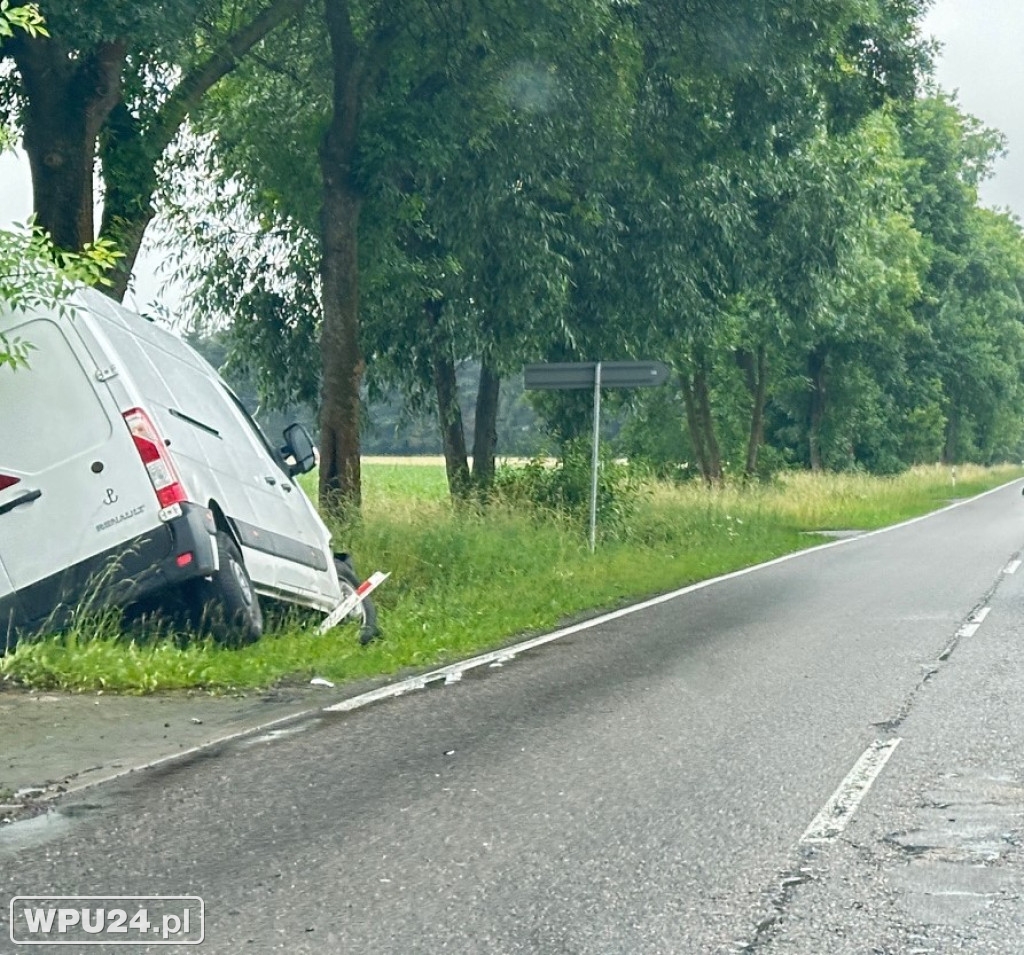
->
282, 423, 317, 476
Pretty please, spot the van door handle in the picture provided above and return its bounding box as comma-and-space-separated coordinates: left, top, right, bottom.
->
281, 483, 293, 493
264, 475, 277, 486
0, 489, 42, 517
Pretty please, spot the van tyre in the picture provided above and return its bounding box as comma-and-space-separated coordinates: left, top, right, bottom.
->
335, 556, 380, 645
189, 531, 263, 646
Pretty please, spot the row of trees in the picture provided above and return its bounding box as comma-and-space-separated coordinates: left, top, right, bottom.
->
4, 1, 1024, 499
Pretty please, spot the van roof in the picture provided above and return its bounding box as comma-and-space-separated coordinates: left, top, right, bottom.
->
1, 286, 212, 375
74, 288, 204, 367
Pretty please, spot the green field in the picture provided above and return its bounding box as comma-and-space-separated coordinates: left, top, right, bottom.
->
356, 457, 452, 503
3, 462, 1021, 694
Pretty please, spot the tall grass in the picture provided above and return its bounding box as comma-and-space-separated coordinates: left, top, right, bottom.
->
2, 463, 1020, 693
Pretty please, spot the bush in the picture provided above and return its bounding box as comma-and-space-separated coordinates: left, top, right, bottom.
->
492, 440, 647, 539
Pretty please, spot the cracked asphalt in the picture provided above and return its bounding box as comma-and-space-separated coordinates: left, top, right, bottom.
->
3, 481, 1024, 954
747, 521, 1024, 955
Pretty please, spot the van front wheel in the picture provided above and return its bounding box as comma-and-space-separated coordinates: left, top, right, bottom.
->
334, 557, 380, 645
188, 531, 263, 646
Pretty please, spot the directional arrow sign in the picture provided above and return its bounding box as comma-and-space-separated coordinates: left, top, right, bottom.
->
524, 360, 670, 391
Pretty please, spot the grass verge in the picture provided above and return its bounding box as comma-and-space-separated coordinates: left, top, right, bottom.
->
2, 463, 1020, 694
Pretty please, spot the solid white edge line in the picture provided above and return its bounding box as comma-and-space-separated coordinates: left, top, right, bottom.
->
29, 480, 1017, 803
325, 479, 1023, 715
801, 738, 902, 844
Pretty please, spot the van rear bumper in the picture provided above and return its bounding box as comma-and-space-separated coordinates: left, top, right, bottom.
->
0, 503, 218, 650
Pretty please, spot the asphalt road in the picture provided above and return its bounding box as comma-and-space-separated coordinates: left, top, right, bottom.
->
3, 481, 1024, 954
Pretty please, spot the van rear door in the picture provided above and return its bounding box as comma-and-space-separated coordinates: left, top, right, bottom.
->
0, 311, 156, 623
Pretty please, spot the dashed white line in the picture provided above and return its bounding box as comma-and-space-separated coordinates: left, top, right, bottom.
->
801, 739, 902, 844
956, 606, 991, 640
1005, 559, 1021, 575
940, 606, 993, 659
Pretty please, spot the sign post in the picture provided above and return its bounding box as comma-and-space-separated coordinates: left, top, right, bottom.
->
589, 362, 602, 553
524, 360, 669, 551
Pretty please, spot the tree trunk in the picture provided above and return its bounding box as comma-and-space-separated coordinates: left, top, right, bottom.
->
425, 300, 471, 499
807, 344, 828, 472
319, 0, 365, 510
737, 346, 768, 477
11, 36, 126, 251
471, 359, 501, 492
680, 372, 712, 484
98, 104, 158, 301
12, 0, 305, 293
694, 367, 723, 483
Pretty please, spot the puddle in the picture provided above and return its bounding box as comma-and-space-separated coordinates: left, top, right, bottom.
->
0, 811, 75, 860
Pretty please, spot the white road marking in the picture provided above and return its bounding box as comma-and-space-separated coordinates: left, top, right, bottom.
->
801, 739, 902, 844
40, 480, 1020, 804
325, 482, 1020, 717
1005, 560, 1021, 575
326, 677, 429, 714
940, 606, 993, 659
956, 606, 991, 640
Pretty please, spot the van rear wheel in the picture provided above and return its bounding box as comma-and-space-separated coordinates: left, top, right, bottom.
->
188, 531, 263, 646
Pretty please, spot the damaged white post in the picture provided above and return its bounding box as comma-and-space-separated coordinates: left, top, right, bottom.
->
317, 571, 390, 635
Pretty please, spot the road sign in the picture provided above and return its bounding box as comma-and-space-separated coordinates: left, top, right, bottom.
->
524, 361, 669, 391
522, 359, 670, 552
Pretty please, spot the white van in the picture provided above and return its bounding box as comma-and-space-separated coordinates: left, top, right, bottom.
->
0, 288, 375, 649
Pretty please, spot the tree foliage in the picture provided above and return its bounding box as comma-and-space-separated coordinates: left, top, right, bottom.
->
43, 0, 1024, 498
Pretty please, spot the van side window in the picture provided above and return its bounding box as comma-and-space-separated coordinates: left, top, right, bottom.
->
219, 386, 290, 475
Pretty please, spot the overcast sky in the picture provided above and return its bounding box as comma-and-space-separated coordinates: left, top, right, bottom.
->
923, 0, 1024, 216
0, 0, 1021, 309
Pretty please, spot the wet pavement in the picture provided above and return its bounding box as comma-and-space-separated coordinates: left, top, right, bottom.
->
0, 680, 339, 819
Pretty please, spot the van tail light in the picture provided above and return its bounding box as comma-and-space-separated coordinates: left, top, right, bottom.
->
122, 408, 189, 508
0, 474, 20, 492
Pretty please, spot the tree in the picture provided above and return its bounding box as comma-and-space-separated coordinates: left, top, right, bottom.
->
899, 95, 1024, 464
568, 0, 930, 481
160, 0, 1024, 492
361, 13, 635, 498
316, 0, 639, 507
0, 2, 119, 371
1, 0, 308, 299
